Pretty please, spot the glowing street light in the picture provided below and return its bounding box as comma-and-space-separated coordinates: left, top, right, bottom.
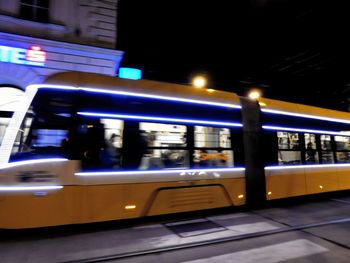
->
192, 75, 207, 88
248, 89, 261, 100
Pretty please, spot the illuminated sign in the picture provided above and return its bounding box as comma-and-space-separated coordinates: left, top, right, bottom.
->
0, 45, 46, 66
119, 67, 142, 80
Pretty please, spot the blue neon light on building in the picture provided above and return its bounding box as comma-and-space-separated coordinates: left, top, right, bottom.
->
0, 45, 46, 67
119, 67, 142, 80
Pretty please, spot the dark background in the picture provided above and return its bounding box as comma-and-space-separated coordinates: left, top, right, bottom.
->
117, 0, 350, 111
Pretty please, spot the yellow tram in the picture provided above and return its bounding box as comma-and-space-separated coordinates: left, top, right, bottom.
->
0, 72, 349, 229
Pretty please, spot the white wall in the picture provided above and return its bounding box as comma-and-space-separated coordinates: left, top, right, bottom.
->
0, 0, 118, 49
0, 32, 123, 86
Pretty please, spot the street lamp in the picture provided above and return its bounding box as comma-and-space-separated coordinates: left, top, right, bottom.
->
192, 75, 207, 88
248, 89, 262, 100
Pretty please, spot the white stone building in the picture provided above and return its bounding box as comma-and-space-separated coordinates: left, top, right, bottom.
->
0, 0, 124, 146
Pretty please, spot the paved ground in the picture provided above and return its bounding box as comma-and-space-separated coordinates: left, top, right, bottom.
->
0, 192, 350, 263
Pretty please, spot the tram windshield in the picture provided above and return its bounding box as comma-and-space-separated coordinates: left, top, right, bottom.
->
10, 89, 73, 160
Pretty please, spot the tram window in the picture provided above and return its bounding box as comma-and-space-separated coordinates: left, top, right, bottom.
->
32, 129, 68, 147
304, 133, 319, 164
320, 135, 334, 164
278, 151, 301, 165
335, 136, 350, 163
101, 119, 123, 148
139, 149, 189, 169
79, 118, 124, 170
193, 126, 234, 168
100, 118, 123, 168
0, 117, 11, 147
321, 135, 332, 150
336, 152, 350, 163
10, 107, 73, 160
11, 111, 33, 154
139, 122, 188, 169
140, 122, 187, 147
304, 133, 317, 149
335, 136, 350, 151
194, 126, 231, 148
277, 131, 301, 165
193, 149, 234, 168
321, 151, 334, 164
277, 132, 299, 149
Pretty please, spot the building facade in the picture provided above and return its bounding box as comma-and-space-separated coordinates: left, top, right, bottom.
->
0, 0, 123, 146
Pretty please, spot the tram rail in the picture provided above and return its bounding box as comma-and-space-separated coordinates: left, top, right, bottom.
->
61, 216, 350, 263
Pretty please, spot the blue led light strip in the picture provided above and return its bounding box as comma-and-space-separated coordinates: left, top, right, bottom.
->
35, 85, 241, 109
78, 112, 243, 127
75, 167, 245, 176
262, 125, 348, 136
0, 158, 68, 169
0, 185, 63, 191
265, 163, 350, 170
262, 108, 350, 124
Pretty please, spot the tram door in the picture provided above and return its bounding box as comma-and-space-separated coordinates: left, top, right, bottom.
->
75, 120, 106, 170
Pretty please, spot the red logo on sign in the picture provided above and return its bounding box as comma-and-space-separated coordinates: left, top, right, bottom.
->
26, 46, 46, 63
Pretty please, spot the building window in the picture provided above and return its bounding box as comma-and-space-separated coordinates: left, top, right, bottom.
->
20, 0, 50, 23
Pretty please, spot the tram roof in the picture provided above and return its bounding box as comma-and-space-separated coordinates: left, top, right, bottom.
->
42, 71, 241, 108
42, 72, 350, 122
259, 97, 350, 123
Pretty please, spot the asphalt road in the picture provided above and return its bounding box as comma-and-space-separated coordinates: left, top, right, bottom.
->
1, 192, 350, 263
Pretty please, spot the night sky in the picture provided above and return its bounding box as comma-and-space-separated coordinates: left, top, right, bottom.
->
117, 0, 350, 111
